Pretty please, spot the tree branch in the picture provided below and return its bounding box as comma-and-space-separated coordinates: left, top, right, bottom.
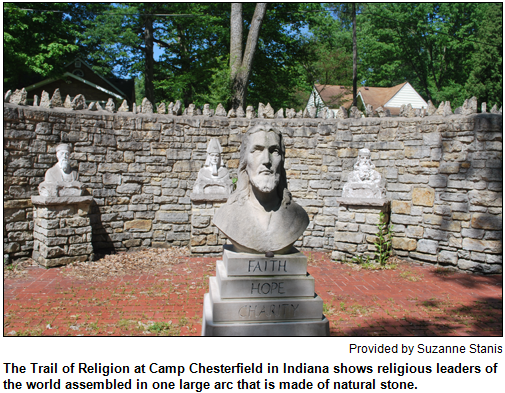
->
154, 38, 175, 48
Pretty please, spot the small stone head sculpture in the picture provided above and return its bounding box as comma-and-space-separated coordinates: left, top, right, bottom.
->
205, 138, 223, 177
56, 144, 72, 174
355, 148, 375, 181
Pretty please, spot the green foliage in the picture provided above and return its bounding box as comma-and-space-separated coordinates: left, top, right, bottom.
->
192, 56, 232, 108
465, 3, 503, 107
352, 254, 370, 265
4, 3, 499, 111
148, 321, 180, 335
358, 3, 493, 106
283, 4, 354, 110
244, 3, 323, 109
150, 3, 231, 105
79, 3, 148, 78
3, 3, 80, 89
134, 76, 145, 106
374, 212, 393, 267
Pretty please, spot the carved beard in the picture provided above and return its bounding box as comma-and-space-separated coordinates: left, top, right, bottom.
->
60, 160, 71, 174
250, 172, 280, 193
211, 164, 218, 177
357, 164, 373, 181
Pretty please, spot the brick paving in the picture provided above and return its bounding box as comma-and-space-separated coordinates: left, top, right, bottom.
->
3, 252, 502, 336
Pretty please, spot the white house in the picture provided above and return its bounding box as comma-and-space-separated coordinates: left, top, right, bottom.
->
307, 82, 428, 116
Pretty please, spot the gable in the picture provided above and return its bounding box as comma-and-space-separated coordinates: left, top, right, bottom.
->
23, 58, 134, 105
66, 58, 128, 98
385, 82, 428, 108
27, 75, 122, 104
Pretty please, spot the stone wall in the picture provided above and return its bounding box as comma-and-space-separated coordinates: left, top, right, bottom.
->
190, 200, 228, 255
332, 198, 390, 262
3, 103, 502, 273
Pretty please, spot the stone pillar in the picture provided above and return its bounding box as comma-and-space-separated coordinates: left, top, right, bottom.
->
190, 194, 228, 255
31, 196, 94, 267
332, 198, 390, 262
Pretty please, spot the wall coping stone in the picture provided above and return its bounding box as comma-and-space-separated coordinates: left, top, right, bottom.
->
336, 198, 390, 207
5, 102, 502, 125
31, 195, 93, 206
190, 193, 229, 202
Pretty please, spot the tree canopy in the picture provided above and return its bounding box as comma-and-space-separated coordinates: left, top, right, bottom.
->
358, 3, 501, 107
3, 3, 502, 109
4, 3, 79, 87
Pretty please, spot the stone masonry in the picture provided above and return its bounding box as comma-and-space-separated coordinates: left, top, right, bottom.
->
332, 198, 390, 262
3, 103, 502, 273
190, 200, 228, 255
31, 196, 93, 267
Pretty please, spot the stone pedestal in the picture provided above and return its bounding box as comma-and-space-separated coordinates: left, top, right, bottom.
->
332, 198, 390, 262
190, 194, 228, 255
202, 245, 330, 336
31, 196, 94, 267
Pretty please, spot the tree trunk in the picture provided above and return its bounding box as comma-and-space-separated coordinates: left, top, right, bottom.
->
144, 15, 155, 104
352, 3, 357, 107
230, 3, 267, 110
230, 3, 243, 78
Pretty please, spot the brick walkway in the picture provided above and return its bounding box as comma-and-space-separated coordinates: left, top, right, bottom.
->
3, 252, 502, 336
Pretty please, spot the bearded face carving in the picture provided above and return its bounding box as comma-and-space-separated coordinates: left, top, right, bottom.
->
38, 144, 84, 197
342, 148, 385, 199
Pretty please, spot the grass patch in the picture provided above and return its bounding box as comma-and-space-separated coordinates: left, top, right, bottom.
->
13, 328, 44, 336
148, 321, 180, 336
323, 301, 337, 316
399, 270, 423, 282
347, 304, 376, 317
348, 255, 399, 270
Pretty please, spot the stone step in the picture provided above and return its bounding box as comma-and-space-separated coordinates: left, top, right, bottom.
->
216, 260, 315, 298
202, 293, 330, 336
223, 245, 308, 276
208, 277, 324, 323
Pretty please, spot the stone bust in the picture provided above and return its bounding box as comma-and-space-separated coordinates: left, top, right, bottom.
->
38, 144, 84, 197
213, 124, 309, 254
192, 138, 233, 195
342, 148, 385, 198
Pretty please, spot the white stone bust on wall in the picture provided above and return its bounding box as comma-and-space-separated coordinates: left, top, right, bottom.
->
192, 138, 233, 195
342, 148, 385, 199
38, 144, 84, 197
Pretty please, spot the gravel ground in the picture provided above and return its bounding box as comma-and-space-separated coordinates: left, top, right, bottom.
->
4, 247, 190, 281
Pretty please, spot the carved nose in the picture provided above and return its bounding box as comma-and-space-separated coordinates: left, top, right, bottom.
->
260, 149, 271, 165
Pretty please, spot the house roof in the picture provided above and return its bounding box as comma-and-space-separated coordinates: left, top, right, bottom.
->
67, 58, 130, 99
314, 82, 409, 115
23, 57, 134, 104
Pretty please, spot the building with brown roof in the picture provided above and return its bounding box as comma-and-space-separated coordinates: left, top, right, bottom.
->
307, 82, 428, 116
23, 58, 135, 106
